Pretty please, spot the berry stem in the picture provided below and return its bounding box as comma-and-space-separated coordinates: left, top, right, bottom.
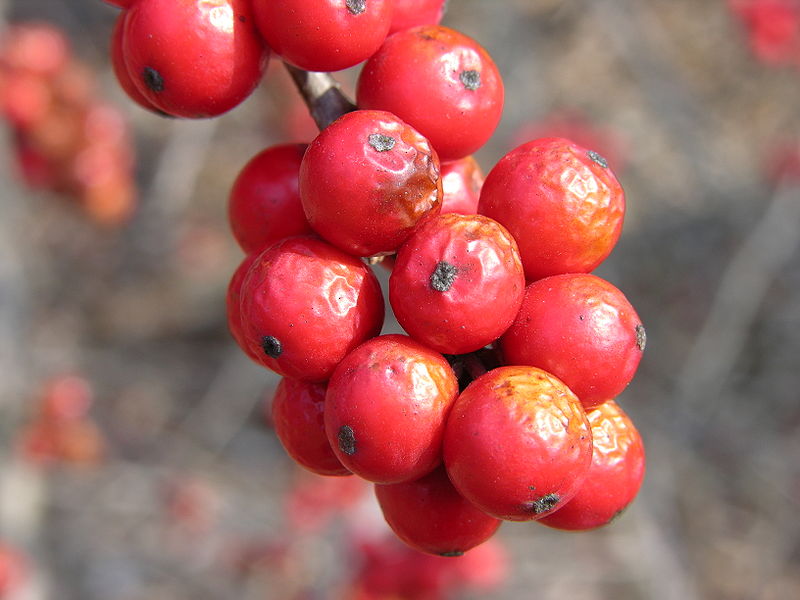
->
283, 63, 357, 130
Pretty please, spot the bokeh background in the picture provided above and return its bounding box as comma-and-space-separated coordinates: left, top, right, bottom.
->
1, 0, 799, 598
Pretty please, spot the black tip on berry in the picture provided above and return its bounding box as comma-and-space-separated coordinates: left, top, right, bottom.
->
346, 0, 366, 15
459, 69, 481, 91
338, 425, 356, 455
588, 150, 608, 168
439, 550, 464, 557
635, 324, 646, 351
368, 133, 395, 152
261, 335, 283, 359
531, 493, 560, 514
430, 261, 457, 292
142, 66, 164, 93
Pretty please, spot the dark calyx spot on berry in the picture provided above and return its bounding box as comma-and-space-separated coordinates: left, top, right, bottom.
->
261, 335, 283, 359
430, 261, 457, 292
459, 69, 481, 91
338, 425, 357, 455
142, 67, 164, 92
439, 550, 464, 557
346, 0, 367, 15
635, 324, 646, 351
587, 150, 608, 168
531, 493, 560, 514
368, 133, 395, 152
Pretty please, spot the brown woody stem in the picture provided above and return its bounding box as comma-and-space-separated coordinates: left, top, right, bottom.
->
283, 63, 357, 131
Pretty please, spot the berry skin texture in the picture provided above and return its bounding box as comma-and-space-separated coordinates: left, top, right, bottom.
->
121, 0, 268, 118
252, 0, 392, 72
375, 466, 501, 556
271, 378, 351, 477
390, 213, 525, 354
478, 137, 625, 281
443, 366, 592, 521
538, 400, 645, 530
228, 143, 312, 255
388, 0, 447, 35
357, 26, 504, 161
500, 273, 645, 408
300, 110, 442, 257
324, 334, 459, 484
239, 236, 385, 382
440, 155, 484, 215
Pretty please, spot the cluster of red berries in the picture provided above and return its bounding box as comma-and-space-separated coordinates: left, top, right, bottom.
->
105, 0, 647, 557
0, 23, 136, 225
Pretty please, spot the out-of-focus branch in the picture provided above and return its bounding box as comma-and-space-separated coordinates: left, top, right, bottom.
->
283, 63, 357, 131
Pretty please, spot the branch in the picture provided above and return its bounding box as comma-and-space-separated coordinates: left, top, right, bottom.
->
283, 63, 357, 131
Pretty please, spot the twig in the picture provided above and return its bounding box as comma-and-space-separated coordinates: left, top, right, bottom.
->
283, 63, 357, 130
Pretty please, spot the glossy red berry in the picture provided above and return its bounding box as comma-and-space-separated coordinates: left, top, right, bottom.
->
271, 378, 351, 477
443, 366, 592, 521
121, 0, 268, 118
324, 334, 459, 483
440, 155, 484, 214
239, 236, 385, 382
479, 137, 625, 281
252, 0, 392, 72
375, 466, 501, 556
300, 110, 442, 257
226, 253, 260, 363
388, 0, 447, 35
110, 14, 163, 114
539, 400, 645, 530
390, 213, 525, 354
357, 26, 504, 161
501, 273, 645, 408
228, 143, 312, 255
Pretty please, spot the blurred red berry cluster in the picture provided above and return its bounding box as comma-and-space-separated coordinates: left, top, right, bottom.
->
0, 23, 137, 226
0, 543, 27, 599
729, 0, 800, 66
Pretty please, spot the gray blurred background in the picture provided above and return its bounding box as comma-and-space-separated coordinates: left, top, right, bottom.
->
1, 0, 799, 598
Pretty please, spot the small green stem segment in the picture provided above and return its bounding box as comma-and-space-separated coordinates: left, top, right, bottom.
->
283, 63, 357, 131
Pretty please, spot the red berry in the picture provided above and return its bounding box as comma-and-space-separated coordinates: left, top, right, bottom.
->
500, 273, 645, 408
300, 110, 442, 257
479, 137, 625, 280
375, 466, 501, 556
443, 366, 592, 521
228, 143, 312, 255
252, 0, 392, 72
324, 334, 459, 483
271, 378, 351, 477
239, 236, 385, 381
121, 0, 268, 118
357, 26, 504, 161
539, 400, 645, 530
226, 253, 260, 362
389, 213, 525, 354
440, 155, 484, 215
388, 0, 447, 35
110, 13, 163, 114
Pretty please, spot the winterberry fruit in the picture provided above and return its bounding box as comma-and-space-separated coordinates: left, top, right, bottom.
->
357, 26, 504, 161
375, 466, 501, 556
538, 399, 645, 530
300, 110, 442, 257
390, 213, 525, 354
443, 366, 592, 521
440, 155, 484, 215
324, 334, 459, 483
500, 273, 645, 408
239, 236, 384, 381
228, 143, 312, 255
479, 137, 625, 280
